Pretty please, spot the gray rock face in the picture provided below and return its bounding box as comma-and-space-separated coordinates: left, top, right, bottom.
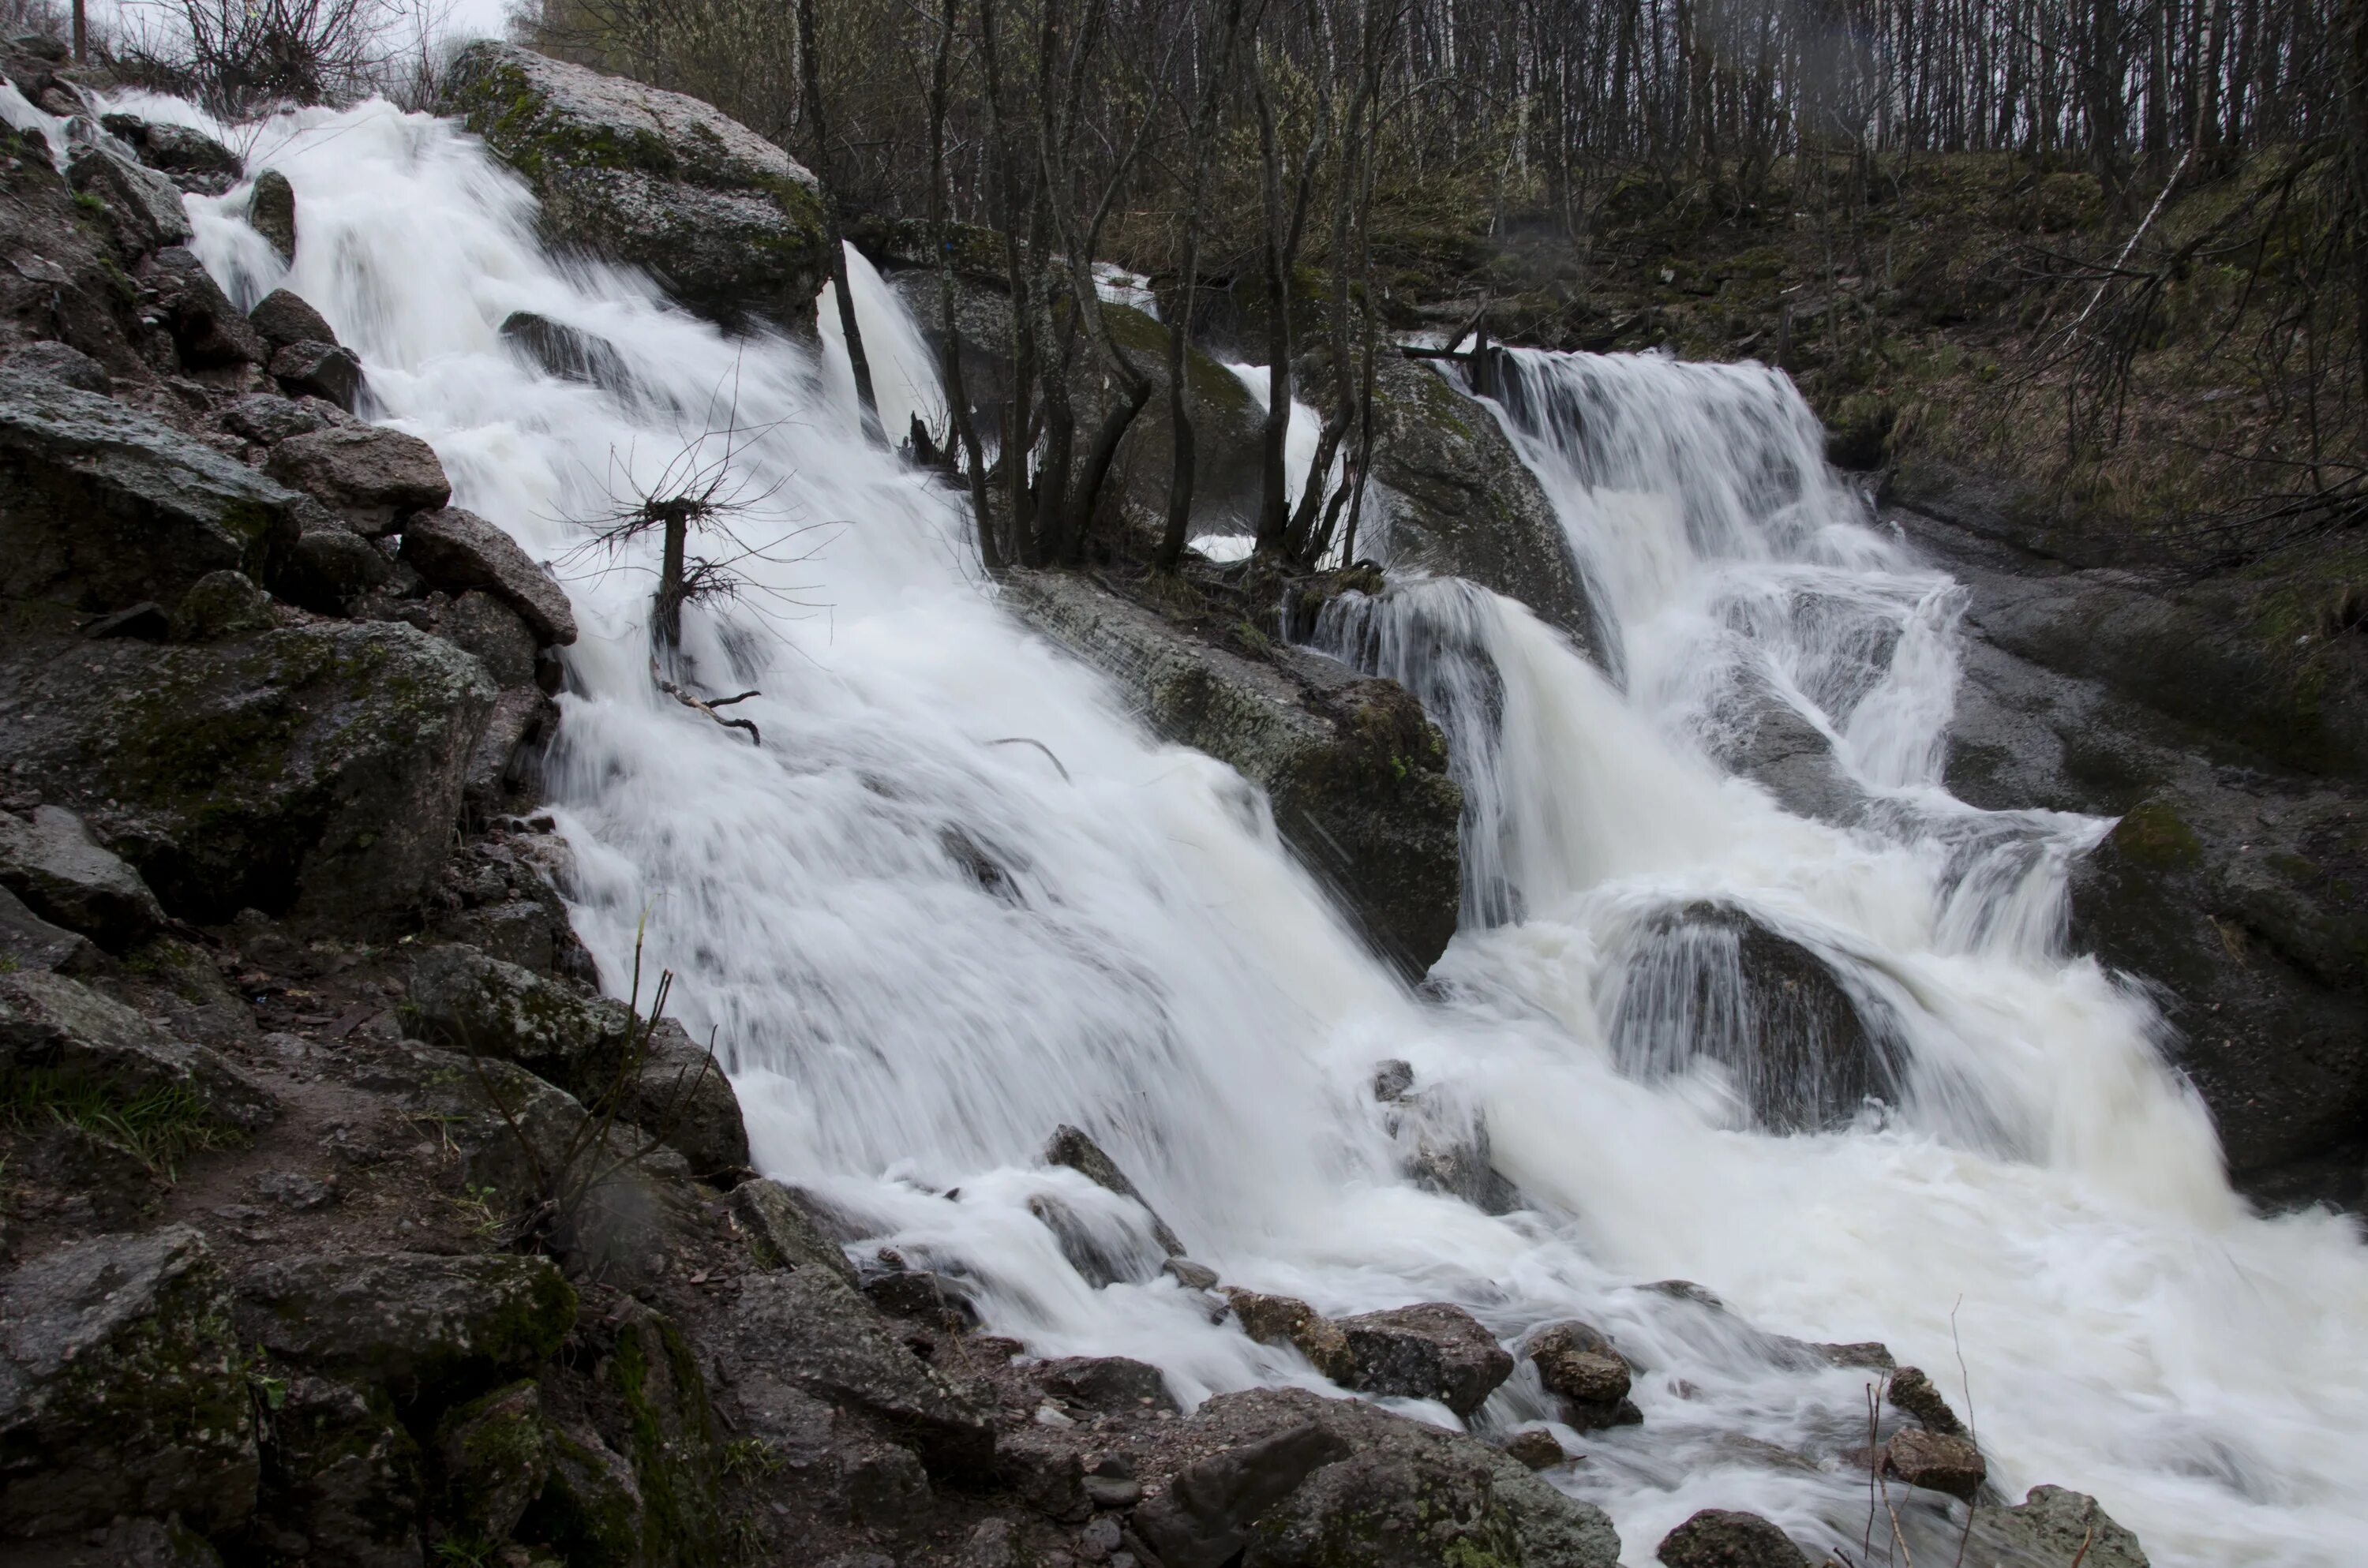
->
0, 619, 497, 932
399, 507, 578, 646
724, 1267, 995, 1478
232, 1250, 577, 1405
219, 392, 330, 445
1135, 1421, 1354, 1568
101, 113, 242, 195
0, 365, 305, 612
1170, 1386, 1623, 1568
0, 884, 101, 974
1970, 1484, 2150, 1568
438, 41, 830, 327
65, 142, 192, 256
407, 941, 748, 1173
266, 424, 450, 534
730, 1177, 859, 1285
1655, 1508, 1809, 1568
1608, 901, 1898, 1132
0, 969, 278, 1132
5, 339, 110, 393
270, 339, 364, 411
247, 169, 297, 261
1043, 1122, 1185, 1256
1365, 356, 1597, 653
1003, 570, 1463, 976
0, 1226, 258, 1536
436, 1379, 549, 1540
251, 1372, 425, 1568
1333, 1301, 1513, 1416
141, 246, 268, 369
0, 804, 165, 949
249, 288, 337, 349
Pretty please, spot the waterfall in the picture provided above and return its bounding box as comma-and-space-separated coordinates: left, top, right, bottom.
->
185, 99, 2368, 1568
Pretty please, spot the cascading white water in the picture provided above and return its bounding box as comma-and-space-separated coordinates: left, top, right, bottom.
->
167, 95, 2368, 1568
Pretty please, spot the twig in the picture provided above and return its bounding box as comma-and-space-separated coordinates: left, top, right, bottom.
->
661, 680, 762, 746
984, 735, 1071, 781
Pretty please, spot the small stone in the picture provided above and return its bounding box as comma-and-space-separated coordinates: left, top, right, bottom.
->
1501, 1428, 1569, 1469
254, 1170, 337, 1211
170, 568, 276, 640
5, 341, 110, 392
1080, 1514, 1123, 1562
1225, 1287, 1354, 1382
1084, 1474, 1144, 1509
1161, 1256, 1219, 1290
82, 601, 169, 641
1884, 1427, 1986, 1500
1529, 1319, 1633, 1406
220, 392, 330, 445
1887, 1366, 1966, 1435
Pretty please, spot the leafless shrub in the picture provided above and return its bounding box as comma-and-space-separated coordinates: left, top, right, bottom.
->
104, 0, 438, 119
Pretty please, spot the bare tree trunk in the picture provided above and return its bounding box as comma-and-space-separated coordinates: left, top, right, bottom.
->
797, 0, 879, 437
928, 0, 996, 570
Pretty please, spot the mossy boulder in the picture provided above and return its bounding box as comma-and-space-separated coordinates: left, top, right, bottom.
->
437, 1379, 550, 1540
594, 1300, 721, 1567
231, 1250, 577, 1409
0, 365, 305, 614
0, 620, 499, 935
1002, 569, 1462, 975
0, 1226, 257, 1537
1362, 355, 1598, 653
439, 41, 830, 329
251, 1373, 426, 1568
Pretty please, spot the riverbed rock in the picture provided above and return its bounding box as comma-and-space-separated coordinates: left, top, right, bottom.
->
1335, 1301, 1513, 1416
1038, 1355, 1178, 1415
399, 506, 577, 646
1154, 1385, 1622, 1568
1969, 1484, 2150, 1568
1887, 1365, 1966, 1435
500, 309, 636, 395
65, 142, 191, 256
1223, 1289, 1354, 1380
0, 365, 305, 612
232, 1250, 576, 1406
266, 424, 450, 534
1655, 1508, 1809, 1568
248, 288, 337, 350
438, 41, 830, 328
1608, 900, 1898, 1131
0, 804, 165, 949
247, 169, 297, 261
101, 113, 242, 195
270, 339, 364, 411
1363, 354, 1598, 653
0, 619, 498, 932
1043, 1122, 1185, 1256
0, 969, 277, 1132
1527, 1318, 1633, 1417
730, 1177, 860, 1285
1003, 569, 1463, 975
0, 1226, 257, 1536
1883, 1426, 1985, 1500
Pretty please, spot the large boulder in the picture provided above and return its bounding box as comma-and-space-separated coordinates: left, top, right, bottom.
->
99, 112, 242, 196
0, 365, 305, 615
1606, 901, 1900, 1132
0, 969, 278, 1135
264, 424, 450, 535
0, 619, 499, 933
0, 1226, 258, 1536
1363, 354, 1598, 652
1003, 569, 1462, 975
0, 803, 165, 949
1969, 1484, 2150, 1568
1524, 1319, 1635, 1429
64, 142, 191, 256
1146, 1385, 1621, 1568
399, 507, 577, 646
139, 247, 268, 371
1332, 1301, 1512, 1416
438, 41, 830, 327
407, 942, 748, 1174
231, 1250, 576, 1407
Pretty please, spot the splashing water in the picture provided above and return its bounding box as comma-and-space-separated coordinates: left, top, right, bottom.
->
174, 97, 2368, 1566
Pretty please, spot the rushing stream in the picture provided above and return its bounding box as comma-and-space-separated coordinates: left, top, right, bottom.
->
135, 92, 2368, 1566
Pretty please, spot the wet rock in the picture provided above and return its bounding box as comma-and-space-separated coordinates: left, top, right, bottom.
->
399, 506, 577, 646
1655, 1507, 1809, 1568
1005, 570, 1463, 976
1527, 1319, 1633, 1422
723, 1267, 995, 1478
1887, 1365, 1966, 1435
141, 246, 268, 369
522, 1420, 642, 1566
0, 969, 277, 1132
1883, 1426, 1985, 1500
1163, 1256, 1220, 1290
271, 339, 364, 411
1381, 1080, 1522, 1214
250, 1372, 425, 1568
1608, 901, 1898, 1132
169, 565, 276, 638
65, 142, 192, 256
1334, 1301, 1514, 1416
0, 619, 498, 932
0, 1226, 257, 1536
1363, 354, 1598, 652
1086, 1473, 1144, 1507
1167, 1385, 1622, 1568
231, 1250, 576, 1405
406, 942, 748, 1173
1224, 1288, 1354, 1380
501, 309, 636, 395
1043, 1122, 1185, 1256
248, 169, 297, 261
248, 287, 337, 349
0, 804, 165, 949
0, 365, 305, 611
1970, 1484, 2150, 1568
1039, 1355, 1178, 1415
862, 1264, 979, 1329
463, 683, 558, 823
254, 1169, 337, 1211
583, 1296, 724, 1564
276, 509, 392, 614
5, 339, 109, 392
0, 884, 101, 975
219, 391, 330, 445
438, 589, 541, 687
438, 42, 830, 328
729, 1177, 860, 1285
266, 424, 449, 534
1135, 1421, 1354, 1568
101, 114, 242, 195
1501, 1428, 1569, 1469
